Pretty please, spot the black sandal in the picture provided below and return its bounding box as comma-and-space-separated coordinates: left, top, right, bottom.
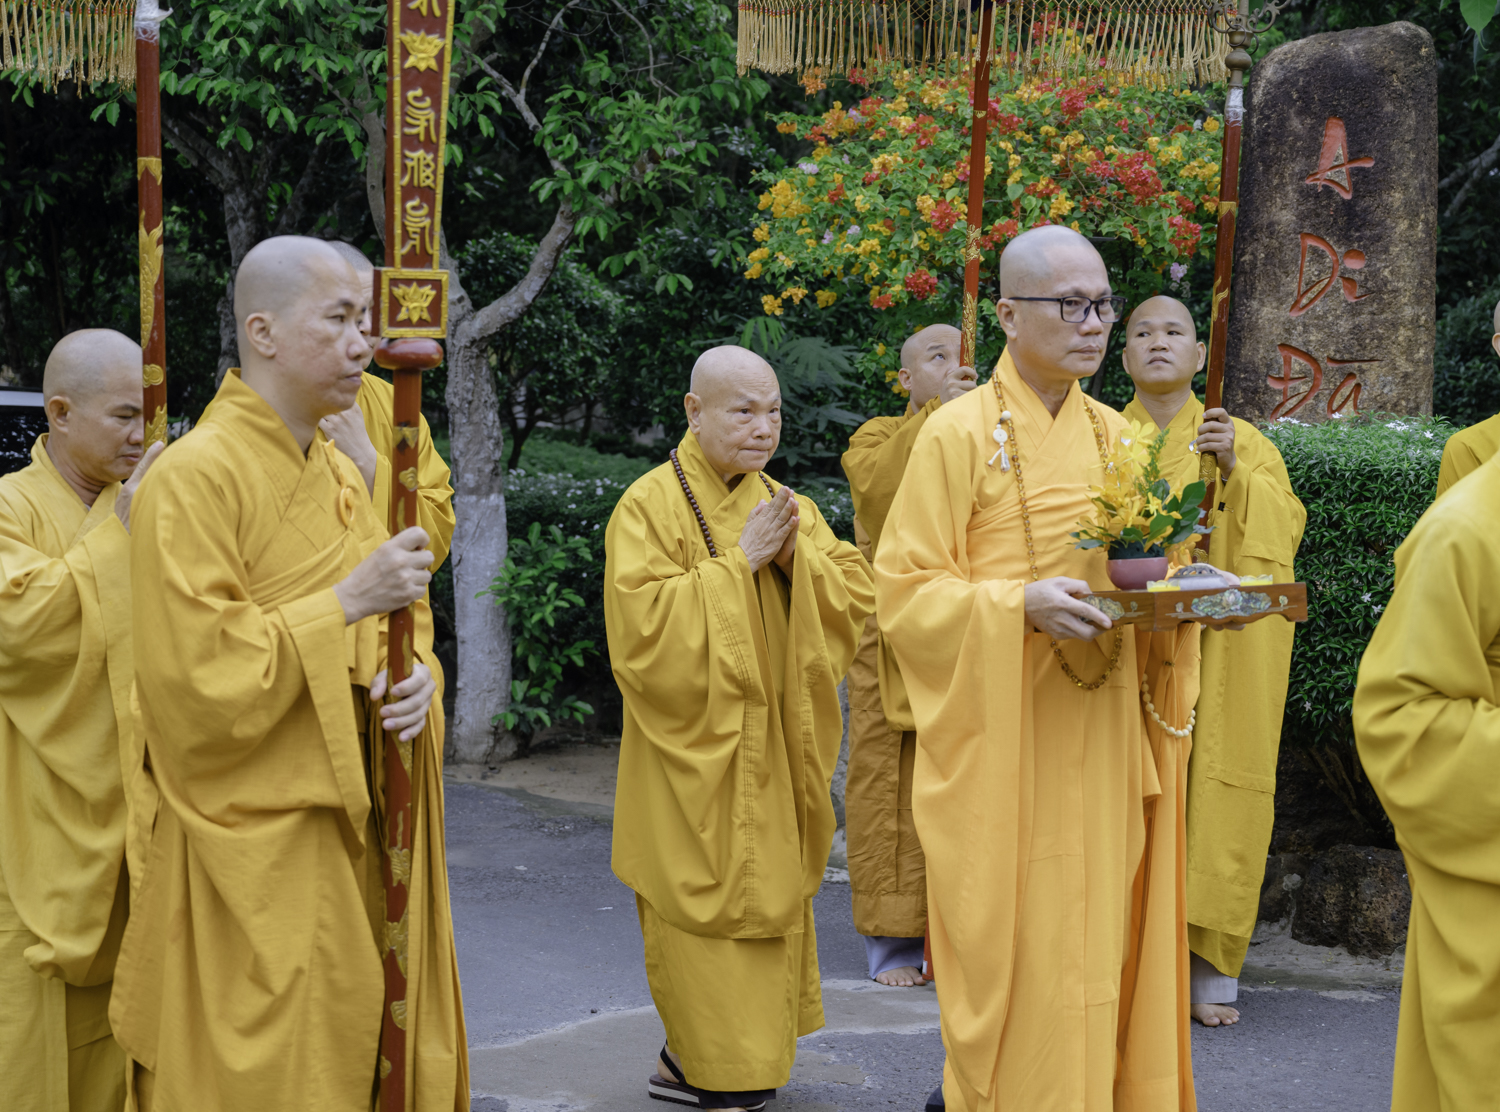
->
924, 1084, 945, 1112
647, 1044, 771, 1110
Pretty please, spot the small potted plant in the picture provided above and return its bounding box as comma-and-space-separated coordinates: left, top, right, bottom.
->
1071, 420, 1209, 590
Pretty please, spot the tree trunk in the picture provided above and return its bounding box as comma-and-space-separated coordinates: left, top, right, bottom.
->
215, 184, 267, 381
444, 264, 513, 763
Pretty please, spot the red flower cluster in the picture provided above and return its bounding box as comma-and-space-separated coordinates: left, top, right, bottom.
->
993, 111, 1023, 135
904, 269, 939, 300
1168, 215, 1202, 256
1089, 150, 1163, 203
927, 199, 962, 233
871, 291, 895, 310
826, 183, 847, 204
1059, 80, 1103, 122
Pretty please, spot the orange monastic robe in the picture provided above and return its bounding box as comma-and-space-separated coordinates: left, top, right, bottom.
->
876, 351, 1199, 1111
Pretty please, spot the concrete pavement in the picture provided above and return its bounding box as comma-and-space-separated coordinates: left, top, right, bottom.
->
447, 746, 1400, 1111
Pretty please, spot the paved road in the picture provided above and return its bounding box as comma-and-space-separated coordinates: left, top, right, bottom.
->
445, 778, 1398, 1112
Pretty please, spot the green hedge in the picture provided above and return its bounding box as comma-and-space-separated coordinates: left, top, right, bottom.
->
1262, 415, 1456, 753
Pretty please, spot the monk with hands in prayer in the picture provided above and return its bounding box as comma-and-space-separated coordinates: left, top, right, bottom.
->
606, 345, 873, 1111
111, 236, 467, 1112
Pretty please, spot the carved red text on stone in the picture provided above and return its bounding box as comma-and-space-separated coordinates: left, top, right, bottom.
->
1269, 344, 1375, 419
1304, 117, 1374, 199
1289, 233, 1369, 317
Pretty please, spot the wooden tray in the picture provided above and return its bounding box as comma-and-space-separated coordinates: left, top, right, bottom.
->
1084, 582, 1308, 632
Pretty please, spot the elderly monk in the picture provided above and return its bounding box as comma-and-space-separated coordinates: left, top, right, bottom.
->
1121, 296, 1306, 1029
1435, 296, 1500, 497
1353, 453, 1500, 1112
877, 226, 1205, 1112
0, 330, 162, 1112
841, 323, 976, 986
109, 236, 468, 1112
605, 345, 874, 1110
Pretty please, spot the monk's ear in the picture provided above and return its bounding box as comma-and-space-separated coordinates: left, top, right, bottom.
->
1195, 340, 1207, 373
683, 392, 703, 433
45, 395, 70, 431
243, 311, 278, 360
1491, 333, 1500, 361
897, 366, 914, 392
994, 299, 1019, 342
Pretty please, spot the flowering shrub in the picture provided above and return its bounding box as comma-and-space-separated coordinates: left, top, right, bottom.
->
746, 64, 1224, 392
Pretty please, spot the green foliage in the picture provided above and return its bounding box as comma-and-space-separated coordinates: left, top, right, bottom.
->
1433, 278, 1500, 426
1262, 415, 1456, 756
485, 522, 598, 737
513, 434, 655, 487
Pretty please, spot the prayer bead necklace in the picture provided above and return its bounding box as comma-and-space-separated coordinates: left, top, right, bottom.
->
670, 448, 776, 559
990, 374, 1123, 691
1140, 678, 1195, 738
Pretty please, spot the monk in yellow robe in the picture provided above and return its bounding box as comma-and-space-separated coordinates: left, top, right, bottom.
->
840, 322, 975, 986
319, 241, 456, 573
0, 330, 163, 1112
605, 345, 874, 1110
878, 227, 1208, 1112
1121, 296, 1306, 1028
109, 237, 467, 1112
1353, 453, 1500, 1112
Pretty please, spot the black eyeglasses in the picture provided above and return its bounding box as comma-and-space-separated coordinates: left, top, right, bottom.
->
1007, 295, 1127, 324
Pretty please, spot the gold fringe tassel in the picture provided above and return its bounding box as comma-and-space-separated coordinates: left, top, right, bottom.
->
0, 0, 136, 90
737, 0, 1226, 88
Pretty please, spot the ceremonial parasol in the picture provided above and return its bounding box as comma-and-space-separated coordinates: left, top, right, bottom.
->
737, 0, 1295, 553
367, 0, 454, 1106
0, 0, 169, 447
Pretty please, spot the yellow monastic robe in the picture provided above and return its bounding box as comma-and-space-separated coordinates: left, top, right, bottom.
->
605, 431, 874, 1091
1353, 454, 1500, 1112
1124, 396, 1305, 977
1435, 411, 1500, 498
839, 402, 940, 938
110, 371, 466, 1112
877, 351, 1199, 1112
350, 370, 456, 573
0, 437, 133, 1111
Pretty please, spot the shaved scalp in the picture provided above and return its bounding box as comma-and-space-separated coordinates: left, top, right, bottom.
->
1492, 296, 1500, 335
327, 240, 376, 275
43, 329, 142, 403
1126, 294, 1198, 341
901, 323, 961, 369
690, 345, 779, 401
234, 236, 360, 336
1000, 225, 1104, 296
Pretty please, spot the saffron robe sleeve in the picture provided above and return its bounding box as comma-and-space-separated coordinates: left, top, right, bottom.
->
109, 371, 465, 1112
0, 437, 134, 1112
1124, 395, 1306, 977
606, 431, 874, 939
841, 396, 940, 552
1435, 411, 1500, 499
876, 351, 1199, 1111
1353, 455, 1500, 1112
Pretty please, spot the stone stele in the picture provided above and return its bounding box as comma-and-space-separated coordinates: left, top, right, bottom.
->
1223, 22, 1437, 423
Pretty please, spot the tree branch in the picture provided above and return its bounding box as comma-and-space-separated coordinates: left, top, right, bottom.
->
1442, 128, 1500, 219
458, 201, 578, 345
272, 140, 333, 236
160, 112, 240, 194
607, 0, 677, 98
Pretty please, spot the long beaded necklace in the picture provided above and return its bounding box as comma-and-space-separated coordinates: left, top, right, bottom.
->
989, 374, 1123, 691
670, 447, 776, 558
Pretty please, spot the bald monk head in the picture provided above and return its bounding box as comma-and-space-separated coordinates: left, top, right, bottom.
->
1490, 295, 1500, 361
898, 324, 976, 408
1121, 295, 1205, 397
684, 345, 783, 482
235, 235, 372, 451
42, 329, 159, 513
328, 241, 377, 338
995, 225, 1120, 411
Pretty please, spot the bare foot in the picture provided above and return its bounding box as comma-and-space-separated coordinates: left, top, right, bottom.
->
874, 965, 924, 987
656, 1049, 750, 1111
1191, 1003, 1240, 1027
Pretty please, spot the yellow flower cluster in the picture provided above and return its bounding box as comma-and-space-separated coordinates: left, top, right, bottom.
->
761, 294, 784, 316
781, 286, 809, 304
758, 179, 809, 219
753, 224, 770, 242
1080, 421, 1167, 537
815, 289, 838, 308
1049, 192, 1075, 219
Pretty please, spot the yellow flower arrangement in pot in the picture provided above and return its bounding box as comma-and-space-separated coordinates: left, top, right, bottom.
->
1071, 420, 1209, 590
